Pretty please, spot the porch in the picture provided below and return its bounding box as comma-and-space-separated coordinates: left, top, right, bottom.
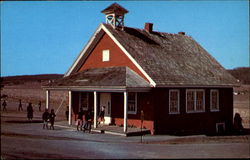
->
55, 120, 151, 136
43, 67, 152, 134
92, 125, 151, 136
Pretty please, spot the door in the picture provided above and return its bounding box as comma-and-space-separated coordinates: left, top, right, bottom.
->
100, 93, 111, 124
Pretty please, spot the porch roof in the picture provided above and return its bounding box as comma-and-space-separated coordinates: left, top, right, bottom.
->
42, 66, 151, 91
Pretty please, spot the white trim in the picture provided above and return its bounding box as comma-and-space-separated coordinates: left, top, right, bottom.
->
186, 89, 205, 113
128, 92, 137, 114
169, 89, 180, 114
124, 91, 128, 133
210, 89, 220, 112
94, 91, 97, 128
68, 91, 72, 125
101, 24, 156, 87
46, 90, 50, 110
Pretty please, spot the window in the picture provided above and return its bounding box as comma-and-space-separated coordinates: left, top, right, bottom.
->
186, 89, 205, 113
210, 89, 219, 111
216, 122, 225, 134
169, 90, 180, 114
128, 92, 137, 114
79, 92, 88, 111
102, 50, 110, 62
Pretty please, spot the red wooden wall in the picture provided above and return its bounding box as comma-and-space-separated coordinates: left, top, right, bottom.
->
78, 33, 148, 82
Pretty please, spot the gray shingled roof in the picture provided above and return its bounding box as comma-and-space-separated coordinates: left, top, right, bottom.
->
103, 24, 237, 87
44, 66, 150, 89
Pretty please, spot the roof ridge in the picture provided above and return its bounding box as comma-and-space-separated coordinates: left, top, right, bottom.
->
102, 23, 190, 37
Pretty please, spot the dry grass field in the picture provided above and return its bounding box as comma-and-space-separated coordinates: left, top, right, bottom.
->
1, 81, 68, 119
233, 84, 250, 128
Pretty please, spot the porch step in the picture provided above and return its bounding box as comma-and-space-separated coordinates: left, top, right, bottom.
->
91, 125, 151, 137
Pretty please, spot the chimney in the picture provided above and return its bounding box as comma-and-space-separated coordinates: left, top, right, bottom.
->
178, 32, 185, 35
144, 23, 153, 33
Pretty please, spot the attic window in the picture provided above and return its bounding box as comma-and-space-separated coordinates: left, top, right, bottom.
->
102, 50, 110, 62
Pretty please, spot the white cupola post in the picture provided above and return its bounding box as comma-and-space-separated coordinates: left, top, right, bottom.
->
101, 3, 128, 29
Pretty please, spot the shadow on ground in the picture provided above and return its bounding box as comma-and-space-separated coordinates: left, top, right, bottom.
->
5, 120, 43, 123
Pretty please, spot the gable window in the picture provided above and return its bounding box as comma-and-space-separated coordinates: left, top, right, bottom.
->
186, 89, 205, 113
210, 89, 219, 111
169, 90, 180, 114
128, 92, 137, 114
102, 50, 110, 62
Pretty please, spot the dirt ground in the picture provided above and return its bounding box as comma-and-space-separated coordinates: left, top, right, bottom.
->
1, 108, 250, 159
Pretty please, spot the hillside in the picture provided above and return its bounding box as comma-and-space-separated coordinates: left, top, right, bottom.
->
227, 67, 250, 84
1, 74, 63, 86
1, 67, 249, 86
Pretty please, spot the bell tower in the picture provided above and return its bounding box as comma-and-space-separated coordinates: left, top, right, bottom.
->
101, 3, 128, 29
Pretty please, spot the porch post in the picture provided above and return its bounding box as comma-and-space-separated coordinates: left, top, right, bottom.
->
124, 91, 128, 133
46, 90, 50, 110
94, 91, 97, 128
68, 90, 72, 125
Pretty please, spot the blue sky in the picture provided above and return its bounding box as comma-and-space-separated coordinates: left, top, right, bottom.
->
1, 1, 249, 76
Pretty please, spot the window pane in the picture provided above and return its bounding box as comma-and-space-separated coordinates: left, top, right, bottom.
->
196, 91, 204, 111
170, 91, 179, 113
128, 92, 136, 113
211, 91, 219, 110
80, 93, 88, 110
187, 91, 195, 111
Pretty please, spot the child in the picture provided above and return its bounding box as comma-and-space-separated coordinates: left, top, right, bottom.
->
27, 103, 34, 121
98, 106, 105, 125
2, 100, 7, 111
83, 111, 92, 133
49, 109, 56, 130
42, 109, 50, 129
76, 108, 84, 131
18, 99, 23, 111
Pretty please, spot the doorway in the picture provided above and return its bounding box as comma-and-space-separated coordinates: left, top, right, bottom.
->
100, 93, 111, 125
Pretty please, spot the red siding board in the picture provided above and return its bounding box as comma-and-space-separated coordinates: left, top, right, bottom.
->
78, 33, 149, 82
111, 92, 155, 134
153, 88, 233, 135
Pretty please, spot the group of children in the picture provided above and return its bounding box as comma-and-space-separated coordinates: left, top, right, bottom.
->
42, 109, 56, 130
76, 106, 106, 133
76, 108, 92, 133
17, 99, 42, 112
2, 99, 108, 132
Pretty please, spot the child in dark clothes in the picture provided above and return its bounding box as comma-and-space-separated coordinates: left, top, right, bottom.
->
49, 109, 56, 130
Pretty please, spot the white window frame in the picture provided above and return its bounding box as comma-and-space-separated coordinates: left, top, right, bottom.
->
210, 89, 219, 112
169, 89, 180, 114
186, 89, 205, 113
102, 50, 110, 62
79, 92, 89, 111
128, 92, 137, 114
